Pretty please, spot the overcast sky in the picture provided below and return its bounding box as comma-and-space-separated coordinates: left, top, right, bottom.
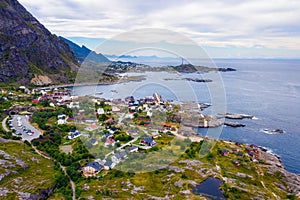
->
18, 0, 300, 58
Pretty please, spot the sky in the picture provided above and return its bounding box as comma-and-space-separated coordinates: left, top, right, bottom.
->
18, 0, 300, 58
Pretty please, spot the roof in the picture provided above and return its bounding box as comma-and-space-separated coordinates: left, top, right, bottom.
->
126, 145, 138, 152
89, 138, 97, 144
115, 153, 122, 159
119, 151, 127, 158
104, 159, 113, 167
221, 148, 229, 153
143, 137, 153, 143
106, 137, 115, 144
85, 162, 103, 171
115, 151, 127, 159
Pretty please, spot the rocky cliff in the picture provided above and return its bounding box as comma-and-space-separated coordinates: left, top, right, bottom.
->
0, 0, 79, 85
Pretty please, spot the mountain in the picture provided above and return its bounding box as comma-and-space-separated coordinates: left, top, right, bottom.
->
61, 37, 110, 63
0, 0, 79, 85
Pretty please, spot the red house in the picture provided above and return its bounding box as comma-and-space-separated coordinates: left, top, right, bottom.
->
232, 160, 240, 166
220, 149, 230, 156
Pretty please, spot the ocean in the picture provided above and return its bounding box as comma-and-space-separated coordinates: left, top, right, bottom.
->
74, 58, 300, 174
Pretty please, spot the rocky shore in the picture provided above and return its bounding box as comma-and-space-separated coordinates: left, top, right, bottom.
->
219, 113, 254, 119
224, 121, 246, 127
258, 150, 300, 197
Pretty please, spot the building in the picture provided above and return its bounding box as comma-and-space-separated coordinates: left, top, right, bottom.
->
232, 160, 240, 166
112, 151, 127, 164
248, 151, 258, 159
97, 108, 105, 115
57, 114, 66, 125
220, 148, 230, 156
105, 137, 115, 147
104, 159, 115, 170
232, 148, 240, 153
85, 124, 99, 131
89, 138, 98, 146
82, 162, 103, 177
126, 145, 138, 153
150, 131, 160, 138
153, 93, 163, 104
68, 130, 81, 140
140, 137, 156, 147
127, 129, 138, 136
112, 106, 121, 112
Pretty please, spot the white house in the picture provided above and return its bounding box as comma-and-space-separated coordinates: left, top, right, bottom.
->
57, 114, 66, 125
97, 108, 105, 115
112, 106, 121, 112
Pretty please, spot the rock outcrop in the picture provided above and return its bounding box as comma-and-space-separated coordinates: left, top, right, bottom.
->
0, 0, 79, 85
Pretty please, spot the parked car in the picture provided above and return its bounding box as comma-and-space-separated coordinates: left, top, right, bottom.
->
16, 131, 22, 136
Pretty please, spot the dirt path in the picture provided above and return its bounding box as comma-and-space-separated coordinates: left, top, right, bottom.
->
31, 145, 76, 200
0, 136, 76, 200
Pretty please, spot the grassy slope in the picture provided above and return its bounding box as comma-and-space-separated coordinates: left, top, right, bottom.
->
0, 142, 57, 198
73, 140, 297, 199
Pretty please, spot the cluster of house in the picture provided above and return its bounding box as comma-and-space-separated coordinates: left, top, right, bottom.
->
81, 145, 139, 177
220, 143, 260, 166
61, 93, 180, 177
35, 88, 73, 104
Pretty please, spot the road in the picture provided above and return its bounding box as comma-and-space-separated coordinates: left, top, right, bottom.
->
1, 116, 9, 132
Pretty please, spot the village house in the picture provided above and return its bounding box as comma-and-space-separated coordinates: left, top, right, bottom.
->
89, 138, 98, 146
97, 108, 105, 115
111, 151, 127, 164
104, 159, 115, 170
112, 106, 121, 112
150, 131, 160, 138
220, 148, 230, 156
140, 137, 156, 147
85, 124, 99, 131
232, 148, 240, 153
127, 129, 138, 136
68, 130, 81, 140
126, 145, 138, 153
105, 137, 115, 147
57, 114, 66, 125
82, 162, 103, 177
232, 160, 241, 166
104, 118, 115, 124
67, 101, 80, 109
248, 151, 259, 159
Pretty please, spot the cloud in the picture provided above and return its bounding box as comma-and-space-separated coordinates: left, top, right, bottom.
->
18, 0, 300, 52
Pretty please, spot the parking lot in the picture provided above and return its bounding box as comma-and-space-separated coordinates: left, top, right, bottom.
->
9, 115, 42, 141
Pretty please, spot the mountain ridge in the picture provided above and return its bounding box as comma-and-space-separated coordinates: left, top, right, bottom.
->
0, 0, 79, 85
60, 37, 110, 63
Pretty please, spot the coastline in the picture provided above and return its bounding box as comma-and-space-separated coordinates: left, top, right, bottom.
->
37, 75, 146, 90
